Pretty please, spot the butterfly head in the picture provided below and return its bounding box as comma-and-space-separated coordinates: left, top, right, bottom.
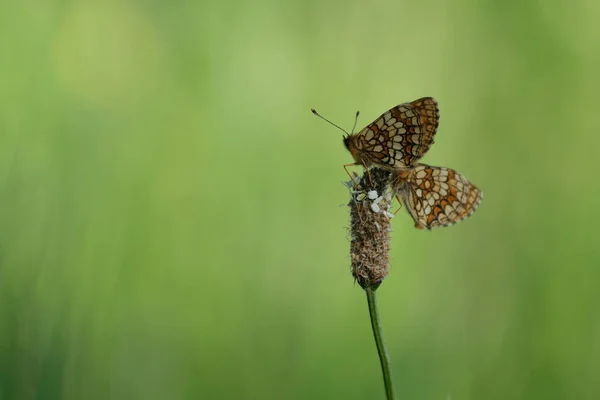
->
343, 134, 351, 151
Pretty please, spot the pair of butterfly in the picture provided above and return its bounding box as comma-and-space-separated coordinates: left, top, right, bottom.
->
312, 97, 482, 230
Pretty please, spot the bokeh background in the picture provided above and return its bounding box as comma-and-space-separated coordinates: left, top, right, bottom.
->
1, 1, 599, 399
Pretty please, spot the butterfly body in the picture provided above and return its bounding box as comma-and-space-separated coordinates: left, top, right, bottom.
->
342, 134, 383, 170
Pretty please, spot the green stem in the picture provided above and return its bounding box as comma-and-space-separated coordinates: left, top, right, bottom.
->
365, 287, 396, 400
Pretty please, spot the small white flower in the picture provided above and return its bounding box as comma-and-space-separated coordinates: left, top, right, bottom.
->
373, 196, 384, 204
367, 190, 378, 200
370, 202, 380, 213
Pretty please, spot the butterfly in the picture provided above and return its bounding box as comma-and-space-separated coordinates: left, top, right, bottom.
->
391, 165, 482, 230
312, 97, 482, 229
313, 97, 439, 174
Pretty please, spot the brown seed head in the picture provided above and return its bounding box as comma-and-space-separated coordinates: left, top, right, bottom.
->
347, 168, 394, 290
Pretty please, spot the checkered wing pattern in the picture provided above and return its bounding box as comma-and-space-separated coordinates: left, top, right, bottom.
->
394, 164, 482, 229
355, 97, 439, 168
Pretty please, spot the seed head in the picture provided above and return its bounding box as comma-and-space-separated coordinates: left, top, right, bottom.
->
347, 168, 394, 290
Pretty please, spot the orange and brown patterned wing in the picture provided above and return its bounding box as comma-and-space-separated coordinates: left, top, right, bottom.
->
356, 97, 439, 168
395, 164, 482, 229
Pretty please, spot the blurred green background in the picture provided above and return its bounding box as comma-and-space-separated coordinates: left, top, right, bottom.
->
1, 0, 599, 399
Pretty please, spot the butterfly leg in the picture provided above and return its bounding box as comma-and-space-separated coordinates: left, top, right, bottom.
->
344, 163, 373, 186
362, 162, 374, 187
343, 163, 361, 185
393, 194, 403, 214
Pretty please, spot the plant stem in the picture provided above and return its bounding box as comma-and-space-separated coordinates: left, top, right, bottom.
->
365, 287, 396, 400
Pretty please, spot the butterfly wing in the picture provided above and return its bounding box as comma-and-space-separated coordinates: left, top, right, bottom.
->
356, 97, 439, 168
395, 164, 482, 229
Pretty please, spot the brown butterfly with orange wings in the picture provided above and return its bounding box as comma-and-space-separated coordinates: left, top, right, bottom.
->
312, 97, 482, 229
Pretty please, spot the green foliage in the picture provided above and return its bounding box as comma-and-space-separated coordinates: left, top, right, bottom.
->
1, 1, 599, 399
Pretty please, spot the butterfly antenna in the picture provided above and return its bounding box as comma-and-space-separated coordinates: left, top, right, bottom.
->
311, 108, 350, 136
351, 111, 360, 134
